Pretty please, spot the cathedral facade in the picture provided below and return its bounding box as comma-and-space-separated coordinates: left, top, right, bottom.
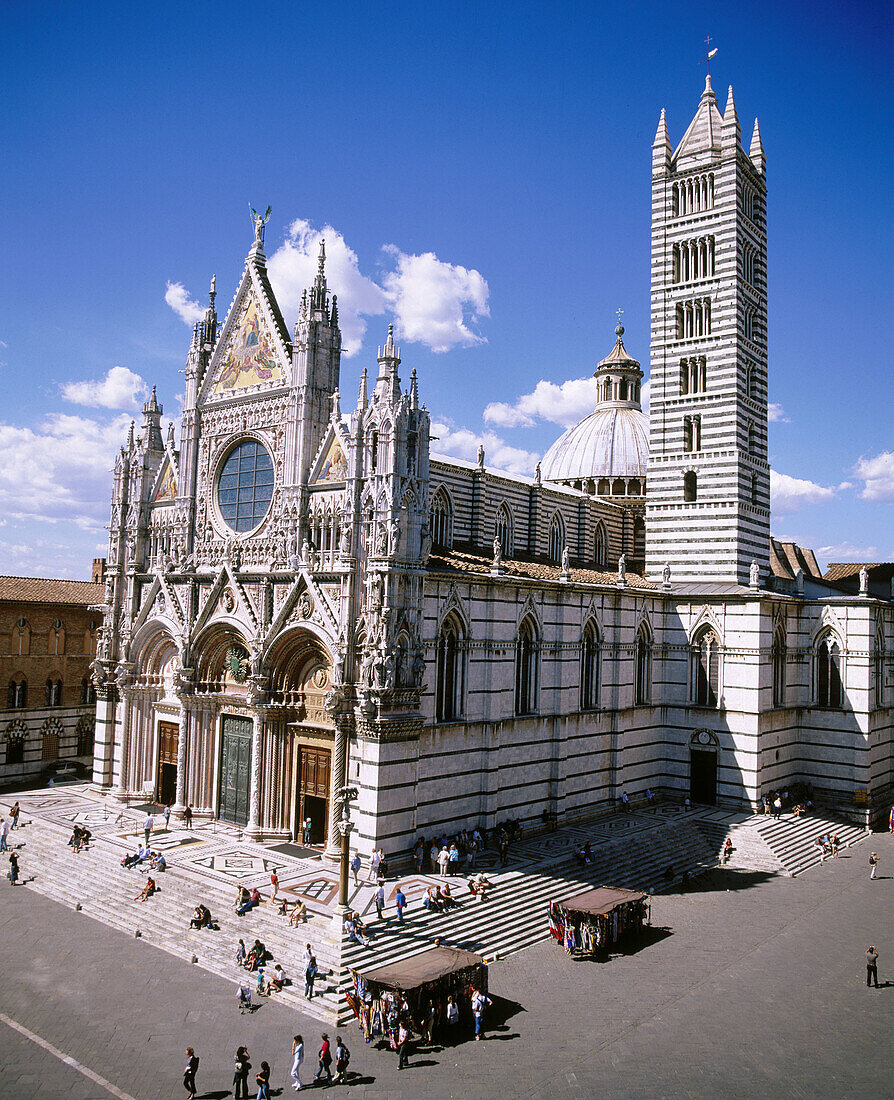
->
92, 79, 894, 856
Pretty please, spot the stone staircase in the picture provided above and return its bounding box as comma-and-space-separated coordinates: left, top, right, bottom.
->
693, 809, 871, 876
335, 817, 721, 1023
1, 799, 344, 1023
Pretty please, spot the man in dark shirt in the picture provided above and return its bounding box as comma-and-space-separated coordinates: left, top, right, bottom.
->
866, 946, 879, 988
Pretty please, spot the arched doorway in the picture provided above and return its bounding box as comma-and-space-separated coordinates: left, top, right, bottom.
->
267, 629, 335, 845
689, 730, 718, 805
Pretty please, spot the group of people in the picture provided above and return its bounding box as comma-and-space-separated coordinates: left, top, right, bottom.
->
762, 784, 814, 818
67, 824, 92, 852
187, 1037, 351, 1100
814, 833, 842, 861
120, 846, 166, 873
411, 820, 521, 878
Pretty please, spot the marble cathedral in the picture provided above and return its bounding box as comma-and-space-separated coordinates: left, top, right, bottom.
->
92, 78, 894, 858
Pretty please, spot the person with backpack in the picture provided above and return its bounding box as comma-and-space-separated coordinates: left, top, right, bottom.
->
334, 1035, 350, 1083
233, 1046, 251, 1099
313, 1034, 333, 1084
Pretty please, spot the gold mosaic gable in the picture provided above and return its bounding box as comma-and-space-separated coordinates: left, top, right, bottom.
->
313, 437, 348, 484
212, 289, 286, 395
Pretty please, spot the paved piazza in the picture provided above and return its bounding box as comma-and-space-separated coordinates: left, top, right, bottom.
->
0, 818, 889, 1098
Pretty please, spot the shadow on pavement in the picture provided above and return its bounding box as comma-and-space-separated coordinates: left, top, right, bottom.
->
664, 868, 777, 894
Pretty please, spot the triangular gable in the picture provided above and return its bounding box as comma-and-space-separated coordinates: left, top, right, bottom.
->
309, 423, 350, 486
673, 85, 723, 164
192, 564, 259, 639
152, 455, 179, 503
202, 265, 290, 402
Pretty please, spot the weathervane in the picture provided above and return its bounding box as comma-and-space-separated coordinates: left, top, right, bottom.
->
699, 36, 718, 73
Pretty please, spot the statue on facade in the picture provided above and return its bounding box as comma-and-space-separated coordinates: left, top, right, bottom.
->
749, 560, 760, 588
617, 554, 627, 585
374, 524, 388, 557
249, 204, 271, 244
663, 562, 672, 588
389, 518, 401, 555
477, 444, 485, 469
859, 565, 869, 594
534, 462, 542, 487
561, 545, 570, 574
339, 524, 352, 556
493, 536, 502, 569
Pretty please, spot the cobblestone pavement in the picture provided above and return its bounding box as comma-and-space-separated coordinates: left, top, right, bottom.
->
0, 827, 890, 1098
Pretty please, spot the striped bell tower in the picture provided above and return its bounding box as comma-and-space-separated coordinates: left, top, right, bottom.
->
646, 76, 769, 585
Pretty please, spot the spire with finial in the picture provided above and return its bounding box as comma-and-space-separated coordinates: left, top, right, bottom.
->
376, 323, 401, 401
126, 421, 135, 450
166, 421, 175, 446
409, 368, 418, 410
309, 237, 329, 317
209, 274, 217, 310
330, 293, 338, 327
592, 314, 643, 412
357, 366, 368, 411
722, 84, 740, 150
652, 106, 671, 173
749, 118, 765, 174
318, 238, 326, 276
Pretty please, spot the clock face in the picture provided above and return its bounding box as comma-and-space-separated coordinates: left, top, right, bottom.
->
698, 730, 712, 745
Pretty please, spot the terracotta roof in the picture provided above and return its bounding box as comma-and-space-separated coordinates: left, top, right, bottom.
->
0, 576, 105, 606
769, 539, 822, 581
427, 548, 657, 589
823, 562, 893, 582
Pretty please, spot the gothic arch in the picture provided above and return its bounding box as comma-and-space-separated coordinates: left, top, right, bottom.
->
687, 606, 724, 647
515, 593, 543, 634
437, 585, 471, 636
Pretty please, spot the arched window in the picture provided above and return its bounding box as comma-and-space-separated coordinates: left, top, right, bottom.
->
548, 512, 565, 564
594, 522, 607, 567
369, 429, 379, 473
76, 716, 95, 756
5, 729, 25, 766
683, 471, 698, 502
430, 489, 453, 550
436, 614, 465, 722
7, 679, 27, 709
873, 628, 885, 711
495, 504, 513, 559
691, 627, 720, 707
580, 622, 600, 711
14, 618, 30, 656
634, 625, 652, 705
49, 620, 65, 656
772, 626, 787, 707
80, 677, 96, 705
45, 679, 63, 707
515, 616, 539, 715
41, 721, 59, 761
815, 631, 843, 708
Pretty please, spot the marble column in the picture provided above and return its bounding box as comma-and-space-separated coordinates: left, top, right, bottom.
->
244, 711, 264, 839
324, 714, 350, 861
174, 697, 189, 812
114, 690, 133, 800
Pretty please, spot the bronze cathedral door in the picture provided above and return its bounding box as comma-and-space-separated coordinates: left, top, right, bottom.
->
296, 746, 330, 845
156, 721, 178, 806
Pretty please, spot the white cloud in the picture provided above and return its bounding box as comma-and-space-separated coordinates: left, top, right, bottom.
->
854, 451, 894, 501
767, 402, 789, 422
61, 365, 149, 411
484, 374, 649, 432
381, 246, 489, 353
267, 219, 386, 357
430, 418, 540, 476
816, 540, 880, 562
0, 412, 131, 532
770, 469, 836, 514
164, 281, 205, 325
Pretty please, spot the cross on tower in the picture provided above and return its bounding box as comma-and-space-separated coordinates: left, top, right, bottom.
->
699, 36, 717, 72
616, 308, 624, 327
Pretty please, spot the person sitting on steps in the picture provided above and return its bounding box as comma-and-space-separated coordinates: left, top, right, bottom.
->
190, 904, 213, 929
135, 876, 157, 902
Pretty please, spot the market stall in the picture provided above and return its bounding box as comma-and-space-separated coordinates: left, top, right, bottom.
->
348, 944, 487, 1045
548, 887, 650, 957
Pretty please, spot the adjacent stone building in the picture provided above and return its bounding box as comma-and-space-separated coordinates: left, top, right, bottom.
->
1, 568, 103, 786
91, 78, 894, 855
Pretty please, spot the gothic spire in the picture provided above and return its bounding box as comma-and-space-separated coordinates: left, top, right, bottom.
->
410, 368, 419, 410
376, 323, 401, 402
722, 84, 740, 149
357, 366, 368, 411
749, 118, 765, 174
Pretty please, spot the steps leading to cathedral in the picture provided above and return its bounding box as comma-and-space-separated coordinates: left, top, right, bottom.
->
3, 805, 344, 1023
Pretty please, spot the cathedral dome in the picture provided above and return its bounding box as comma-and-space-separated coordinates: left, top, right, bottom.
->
540, 324, 649, 489
540, 405, 649, 482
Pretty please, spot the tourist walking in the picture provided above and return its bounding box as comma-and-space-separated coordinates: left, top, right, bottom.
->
866, 945, 880, 987
9, 802, 20, 829
290, 1034, 304, 1091
303, 816, 312, 845
143, 813, 154, 847
183, 1047, 198, 1100
368, 848, 382, 882
472, 988, 492, 1040
395, 886, 406, 923
314, 1034, 333, 1083
0, 817, 8, 852
446, 994, 459, 1034
334, 1035, 351, 1083
233, 1046, 251, 1099
870, 851, 879, 879
163, 802, 172, 830
183, 804, 193, 829
8, 852, 19, 885
304, 954, 317, 999
375, 882, 385, 920
270, 870, 279, 900
437, 846, 450, 876
350, 852, 361, 886
255, 1060, 271, 1099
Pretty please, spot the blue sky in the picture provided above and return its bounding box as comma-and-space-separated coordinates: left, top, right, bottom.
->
1, 0, 891, 577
